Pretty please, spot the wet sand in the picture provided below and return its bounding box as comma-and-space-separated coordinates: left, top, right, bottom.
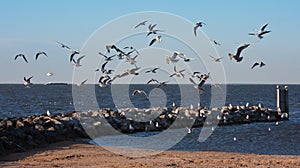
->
1, 139, 299, 168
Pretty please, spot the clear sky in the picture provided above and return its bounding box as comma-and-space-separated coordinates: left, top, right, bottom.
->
1, 0, 300, 84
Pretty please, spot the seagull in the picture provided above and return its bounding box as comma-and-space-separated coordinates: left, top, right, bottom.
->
248, 23, 271, 39
209, 55, 223, 62
69, 50, 80, 62
134, 20, 148, 29
125, 54, 139, 67
145, 67, 160, 73
77, 79, 88, 86
251, 61, 266, 69
175, 51, 193, 62
147, 78, 159, 84
228, 44, 250, 62
189, 78, 205, 93
146, 24, 163, 36
46, 72, 53, 77
98, 52, 115, 62
165, 52, 182, 64
211, 39, 221, 46
169, 66, 185, 78
14, 54, 28, 63
56, 41, 71, 50
23, 76, 33, 86
35, 51, 47, 60
149, 35, 162, 46
194, 21, 206, 36
116, 67, 140, 78
132, 89, 148, 98
72, 55, 85, 67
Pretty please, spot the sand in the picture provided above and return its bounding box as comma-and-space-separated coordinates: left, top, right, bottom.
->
1, 139, 299, 168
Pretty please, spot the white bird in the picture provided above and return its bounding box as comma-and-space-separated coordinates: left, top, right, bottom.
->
149, 35, 162, 46
72, 55, 85, 67
251, 61, 266, 69
56, 41, 71, 50
228, 44, 250, 62
166, 52, 181, 64
145, 67, 160, 73
248, 23, 271, 39
35, 51, 47, 60
69, 50, 80, 62
209, 55, 223, 62
116, 67, 140, 78
189, 78, 205, 94
46, 110, 51, 116
46, 72, 53, 77
186, 127, 192, 134
170, 66, 185, 78
132, 89, 148, 98
77, 79, 88, 86
14, 54, 28, 63
23, 76, 33, 86
134, 20, 148, 29
98, 52, 115, 62
233, 137, 237, 141
146, 24, 163, 36
194, 21, 206, 36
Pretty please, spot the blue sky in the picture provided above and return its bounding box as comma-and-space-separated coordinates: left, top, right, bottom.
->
0, 0, 300, 84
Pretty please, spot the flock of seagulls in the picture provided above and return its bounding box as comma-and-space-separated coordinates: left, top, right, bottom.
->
14, 19, 271, 94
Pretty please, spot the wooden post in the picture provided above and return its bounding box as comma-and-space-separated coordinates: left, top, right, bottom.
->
284, 86, 289, 119
276, 85, 281, 114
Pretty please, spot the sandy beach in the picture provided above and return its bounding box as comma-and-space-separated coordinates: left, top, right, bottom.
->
1, 139, 299, 168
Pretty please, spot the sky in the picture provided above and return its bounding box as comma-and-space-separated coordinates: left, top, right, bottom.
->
0, 0, 300, 84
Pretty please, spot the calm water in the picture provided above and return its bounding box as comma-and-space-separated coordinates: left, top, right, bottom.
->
0, 84, 299, 155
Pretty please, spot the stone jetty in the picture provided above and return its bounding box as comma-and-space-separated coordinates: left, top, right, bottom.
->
0, 104, 288, 155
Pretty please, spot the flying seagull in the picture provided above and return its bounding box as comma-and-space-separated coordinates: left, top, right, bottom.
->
211, 39, 221, 46
116, 67, 140, 78
169, 66, 185, 78
72, 55, 85, 67
77, 79, 88, 86
145, 67, 160, 73
23, 76, 33, 86
149, 35, 162, 46
46, 72, 53, 77
134, 20, 148, 29
251, 61, 266, 69
146, 24, 163, 37
209, 55, 223, 62
98, 52, 115, 61
189, 78, 205, 94
194, 21, 206, 36
56, 41, 71, 50
69, 50, 80, 62
35, 51, 47, 60
132, 89, 148, 98
147, 78, 159, 84
14, 54, 28, 63
147, 78, 168, 88
248, 23, 271, 39
228, 44, 250, 62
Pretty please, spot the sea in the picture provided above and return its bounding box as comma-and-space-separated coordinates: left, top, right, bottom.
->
0, 84, 299, 155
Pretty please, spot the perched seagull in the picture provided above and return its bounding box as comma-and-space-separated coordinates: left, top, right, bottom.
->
209, 55, 223, 62
23, 76, 33, 86
169, 66, 185, 78
134, 20, 148, 29
194, 21, 206, 36
189, 78, 205, 93
14, 54, 28, 63
228, 44, 250, 62
69, 50, 80, 62
98, 52, 115, 61
46, 72, 53, 77
149, 35, 162, 46
56, 41, 71, 50
132, 89, 148, 98
35, 51, 47, 60
72, 55, 85, 67
145, 67, 160, 73
251, 61, 266, 69
248, 23, 271, 39
77, 79, 88, 86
